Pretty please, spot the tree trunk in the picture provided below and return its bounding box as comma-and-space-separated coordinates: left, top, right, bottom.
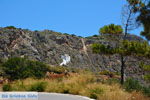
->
120, 14, 128, 85
120, 54, 125, 85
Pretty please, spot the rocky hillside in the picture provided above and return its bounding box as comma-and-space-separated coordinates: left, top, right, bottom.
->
0, 27, 149, 85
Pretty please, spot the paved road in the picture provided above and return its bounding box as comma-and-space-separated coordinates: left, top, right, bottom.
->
38, 93, 94, 100
0, 92, 94, 100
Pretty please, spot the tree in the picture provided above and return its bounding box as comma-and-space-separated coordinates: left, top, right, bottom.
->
127, 0, 150, 40
137, 2, 150, 40
119, 0, 140, 84
4, 26, 17, 29
95, 4, 145, 84
122, 2, 139, 37
99, 24, 123, 35
92, 40, 150, 84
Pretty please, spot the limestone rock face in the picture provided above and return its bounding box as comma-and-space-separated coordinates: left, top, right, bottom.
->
0, 27, 149, 85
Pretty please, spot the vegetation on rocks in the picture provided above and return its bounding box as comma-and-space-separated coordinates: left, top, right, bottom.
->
4, 26, 17, 29
99, 24, 123, 35
140, 63, 150, 71
92, 40, 150, 57
0, 27, 149, 99
139, 62, 150, 82
0, 0, 149, 100
144, 75, 150, 82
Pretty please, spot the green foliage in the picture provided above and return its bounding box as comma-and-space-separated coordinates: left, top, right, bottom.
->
122, 40, 150, 56
3, 57, 49, 80
139, 62, 150, 82
71, 34, 76, 36
90, 88, 103, 94
89, 88, 103, 99
62, 89, 70, 94
3, 57, 28, 80
142, 86, 150, 97
127, 0, 150, 40
92, 35, 99, 37
27, 60, 49, 79
91, 43, 114, 54
4, 26, 16, 29
99, 24, 123, 35
11, 80, 27, 91
127, 0, 141, 6
92, 43, 103, 54
138, 2, 150, 41
124, 78, 142, 92
3, 84, 12, 91
140, 64, 150, 71
63, 33, 70, 35
92, 40, 150, 58
144, 74, 150, 82
90, 93, 98, 99
29, 82, 47, 92
78, 36, 83, 38
0, 59, 5, 76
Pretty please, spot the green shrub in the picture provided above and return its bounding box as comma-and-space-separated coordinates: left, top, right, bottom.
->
99, 24, 123, 35
142, 86, 150, 97
90, 88, 103, 94
62, 89, 70, 94
11, 80, 27, 91
3, 57, 29, 80
92, 35, 99, 37
71, 34, 76, 36
89, 88, 103, 99
124, 78, 142, 92
144, 74, 150, 82
27, 60, 49, 79
78, 36, 83, 38
122, 40, 150, 57
3, 84, 12, 91
3, 57, 49, 80
0, 59, 5, 76
90, 93, 98, 99
142, 65, 150, 71
91, 43, 102, 54
34, 30, 38, 32
29, 82, 47, 92
91, 43, 114, 54
4, 26, 16, 29
63, 33, 69, 35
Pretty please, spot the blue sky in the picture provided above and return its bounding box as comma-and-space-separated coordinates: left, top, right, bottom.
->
0, 0, 143, 37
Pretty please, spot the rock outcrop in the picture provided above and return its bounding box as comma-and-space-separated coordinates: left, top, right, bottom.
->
0, 27, 149, 85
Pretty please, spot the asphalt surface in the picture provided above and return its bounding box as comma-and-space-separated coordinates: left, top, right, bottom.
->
0, 92, 94, 100
38, 93, 94, 100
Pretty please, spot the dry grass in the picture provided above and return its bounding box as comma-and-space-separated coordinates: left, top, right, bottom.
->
1, 72, 149, 100
99, 85, 149, 100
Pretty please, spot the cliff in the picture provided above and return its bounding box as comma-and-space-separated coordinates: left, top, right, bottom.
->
0, 27, 149, 85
